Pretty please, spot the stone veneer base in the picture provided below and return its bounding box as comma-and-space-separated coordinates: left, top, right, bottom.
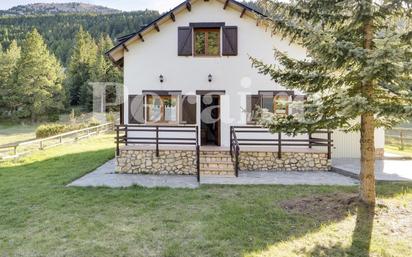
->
116, 149, 197, 175
116, 148, 331, 174
239, 151, 330, 171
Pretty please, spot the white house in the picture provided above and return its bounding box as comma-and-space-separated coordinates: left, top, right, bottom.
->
107, 0, 384, 178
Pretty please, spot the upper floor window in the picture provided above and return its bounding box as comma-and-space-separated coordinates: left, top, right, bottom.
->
194, 28, 220, 56
178, 25, 238, 57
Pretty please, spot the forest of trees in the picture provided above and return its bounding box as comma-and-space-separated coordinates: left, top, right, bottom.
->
0, 10, 159, 64
0, 27, 122, 122
0, 9, 159, 121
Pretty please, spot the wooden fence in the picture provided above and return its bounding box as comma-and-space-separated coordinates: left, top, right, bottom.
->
0, 123, 113, 161
385, 127, 412, 150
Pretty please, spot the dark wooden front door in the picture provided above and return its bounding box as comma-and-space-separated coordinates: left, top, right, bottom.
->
200, 95, 220, 146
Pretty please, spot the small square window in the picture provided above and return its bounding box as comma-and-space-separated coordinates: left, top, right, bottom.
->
194, 28, 220, 56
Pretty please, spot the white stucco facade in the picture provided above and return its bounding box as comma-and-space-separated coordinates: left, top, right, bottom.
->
113, 0, 384, 158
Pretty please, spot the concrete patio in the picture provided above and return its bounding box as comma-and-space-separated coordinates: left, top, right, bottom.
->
68, 159, 359, 189
332, 158, 412, 181
68, 159, 199, 189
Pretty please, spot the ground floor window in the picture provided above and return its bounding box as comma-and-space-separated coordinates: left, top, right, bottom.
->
261, 95, 290, 115
247, 93, 294, 124
273, 95, 289, 115
146, 95, 178, 123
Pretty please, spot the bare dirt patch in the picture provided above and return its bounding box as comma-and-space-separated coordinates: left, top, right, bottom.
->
375, 200, 412, 238
281, 193, 412, 238
280, 192, 359, 222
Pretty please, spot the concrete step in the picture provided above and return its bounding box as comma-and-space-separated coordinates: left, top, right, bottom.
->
200, 157, 233, 162
200, 166, 235, 175
200, 163, 234, 170
200, 151, 231, 156
200, 172, 236, 177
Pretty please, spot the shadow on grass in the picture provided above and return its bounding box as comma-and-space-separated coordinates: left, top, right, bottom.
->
307, 202, 375, 257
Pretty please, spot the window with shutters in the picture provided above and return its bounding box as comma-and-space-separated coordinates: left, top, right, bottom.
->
180, 95, 197, 124
246, 93, 292, 123
261, 95, 290, 116
246, 95, 261, 124
146, 95, 178, 124
178, 25, 237, 57
274, 95, 289, 115
194, 28, 220, 56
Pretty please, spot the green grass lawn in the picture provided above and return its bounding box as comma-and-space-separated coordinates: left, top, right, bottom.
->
0, 122, 38, 145
0, 134, 411, 257
385, 144, 412, 157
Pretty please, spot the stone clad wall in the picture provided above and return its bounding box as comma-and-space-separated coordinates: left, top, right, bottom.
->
116, 149, 196, 175
116, 148, 331, 174
239, 152, 331, 171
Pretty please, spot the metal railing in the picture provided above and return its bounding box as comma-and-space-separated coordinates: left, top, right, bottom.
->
230, 126, 333, 176
230, 127, 240, 177
115, 124, 200, 182
0, 123, 114, 161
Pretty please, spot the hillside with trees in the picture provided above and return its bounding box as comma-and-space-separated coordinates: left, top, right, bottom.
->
0, 2, 122, 16
0, 10, 160, 65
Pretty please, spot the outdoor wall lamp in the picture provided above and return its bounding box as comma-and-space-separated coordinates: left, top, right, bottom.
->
208, 74, 213, 82
159, 74, 164, 83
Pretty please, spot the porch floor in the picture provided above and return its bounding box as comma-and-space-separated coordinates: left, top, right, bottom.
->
68, 159, 358, 189
332, 158, 412, 181
121, 144, 326, 153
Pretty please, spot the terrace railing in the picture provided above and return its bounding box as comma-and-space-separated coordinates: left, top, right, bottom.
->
230, 126, 333, 177
115, 124, 200, 182
230, 127, 240, 177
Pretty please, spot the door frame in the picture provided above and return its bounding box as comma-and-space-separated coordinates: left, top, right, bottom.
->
199, 93, 222, 146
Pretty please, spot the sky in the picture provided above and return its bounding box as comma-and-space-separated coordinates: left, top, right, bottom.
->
0, 0, 184, 12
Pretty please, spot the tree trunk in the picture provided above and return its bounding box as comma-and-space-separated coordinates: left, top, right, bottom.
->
360, 112, 376, 205
31, 111, 36, 124
360, 7, 376, 205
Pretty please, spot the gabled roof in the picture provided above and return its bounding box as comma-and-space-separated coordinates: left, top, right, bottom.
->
106, 0, 266, 68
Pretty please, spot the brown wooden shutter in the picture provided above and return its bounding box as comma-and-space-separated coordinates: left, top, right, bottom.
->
128, 95, 145, 124
291, 95, 306, 114
246, 94, 261, 124
222, 26, 238, 56
180, 95, 197, 124
120, 103, 124, 125
178, 27, 193, 56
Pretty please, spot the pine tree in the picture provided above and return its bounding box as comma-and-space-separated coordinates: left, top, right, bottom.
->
14, 29, 65, 122
66, 26, 98, 110
93, 34, 122, 83
252, 0, 412, 205
0, 40, 21, 116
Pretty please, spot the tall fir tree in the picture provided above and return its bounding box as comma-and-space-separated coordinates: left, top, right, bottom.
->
14, 29, 65, 122
252, 0, 412, 205
0, 40, 21, 116
66, 26, 98, 110
93, 34, 122, 83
